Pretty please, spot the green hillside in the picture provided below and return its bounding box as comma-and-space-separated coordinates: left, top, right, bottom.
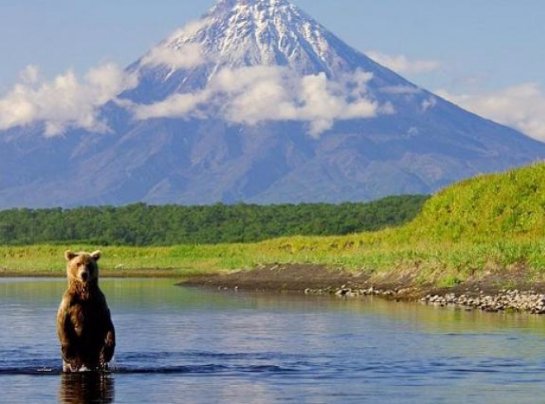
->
406, 162, 545, 242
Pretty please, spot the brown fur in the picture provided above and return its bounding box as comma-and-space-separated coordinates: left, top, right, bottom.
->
57, 250, 115, 372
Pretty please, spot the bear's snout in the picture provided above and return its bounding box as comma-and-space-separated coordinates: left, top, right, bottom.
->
79, 268, 90, 282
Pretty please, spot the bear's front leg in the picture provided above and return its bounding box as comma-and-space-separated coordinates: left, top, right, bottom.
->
100, 321, 116, 368
57, 301, 82, 372
60, 333, 83, 371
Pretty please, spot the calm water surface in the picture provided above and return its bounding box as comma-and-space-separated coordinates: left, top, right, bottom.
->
2, 278, 545, 403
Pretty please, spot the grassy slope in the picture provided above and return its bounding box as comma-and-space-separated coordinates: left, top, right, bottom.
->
3, 163, 545, 288
407, 163, 545, 242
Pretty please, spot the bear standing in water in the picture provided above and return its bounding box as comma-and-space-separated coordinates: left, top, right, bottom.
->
57, 250, 116, 372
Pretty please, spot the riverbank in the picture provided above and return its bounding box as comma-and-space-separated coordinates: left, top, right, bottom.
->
3, 235, 545, 284
182, 263, 545, 314
0, 267, 186, 278
4, 253, 545, 313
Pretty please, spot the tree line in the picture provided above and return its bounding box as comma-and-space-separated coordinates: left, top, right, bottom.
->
0, 195, 428, 246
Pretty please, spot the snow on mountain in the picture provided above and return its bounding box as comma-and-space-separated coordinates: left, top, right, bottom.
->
145, 0, 342, 73
128, 0, 416, 136
0, 0, 544, 208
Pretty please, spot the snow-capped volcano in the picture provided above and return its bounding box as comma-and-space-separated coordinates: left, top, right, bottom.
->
129, 0, 410, 134
182, 0, 331, 68
132, 0, 409, 93
0, 0, 544, 208
146, 0, 342, 73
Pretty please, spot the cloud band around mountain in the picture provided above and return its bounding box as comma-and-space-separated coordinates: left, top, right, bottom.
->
1, 49, 544, 142
133, 66, 392, 136
0, 55, 392, 137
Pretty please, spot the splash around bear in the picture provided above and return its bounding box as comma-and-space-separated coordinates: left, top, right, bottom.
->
57, 250, 116, 372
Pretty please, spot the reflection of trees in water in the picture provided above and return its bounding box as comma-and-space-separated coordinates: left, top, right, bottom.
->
58, 373, 115, 404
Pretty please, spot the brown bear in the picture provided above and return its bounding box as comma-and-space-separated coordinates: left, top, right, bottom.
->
57, 250, 115, 372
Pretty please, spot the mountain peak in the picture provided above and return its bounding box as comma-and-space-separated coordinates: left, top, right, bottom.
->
213, 0, 290, 6
144, 0, 346, 76
204, 0, 305, 34
210, 0, 292, 13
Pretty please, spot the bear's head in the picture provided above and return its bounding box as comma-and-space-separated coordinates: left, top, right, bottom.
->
65, 250, 101, 285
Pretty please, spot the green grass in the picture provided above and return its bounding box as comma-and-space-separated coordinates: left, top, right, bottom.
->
3, 235, 545, 287
3, 163, 545, 288
405, 163, 545, 242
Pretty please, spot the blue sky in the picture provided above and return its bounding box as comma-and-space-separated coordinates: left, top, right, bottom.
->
1, 0, 544, 139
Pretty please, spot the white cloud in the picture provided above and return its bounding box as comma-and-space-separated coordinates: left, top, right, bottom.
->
421, 96, 437, 112
133, 91, 210, 120
140, 43, 206, 70
436, 83, 545, 141
20, 65, 40, 84
367, 51, 441, 75
139, 19, 210, 71
220, 67, 389, 136
133, 66, 388, 136
0, 63, 138, 136
380, 85, 422, 95
169, 18, 211, 40
211, 66, 294, 124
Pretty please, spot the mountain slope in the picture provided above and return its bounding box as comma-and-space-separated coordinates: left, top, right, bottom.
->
1, 0, 544, 208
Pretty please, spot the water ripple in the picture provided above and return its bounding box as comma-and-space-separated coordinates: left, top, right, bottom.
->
0, 355, 301, 376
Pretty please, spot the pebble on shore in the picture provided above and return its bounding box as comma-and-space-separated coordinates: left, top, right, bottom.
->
420, 290, 545, 314
305, 286, 398, 299
306, 286, 545, 314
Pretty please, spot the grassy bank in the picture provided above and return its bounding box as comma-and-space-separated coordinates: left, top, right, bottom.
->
3, 232, 545, 288
3, 163, 545, 290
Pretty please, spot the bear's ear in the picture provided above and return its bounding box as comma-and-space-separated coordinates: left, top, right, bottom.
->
90, 250, 101, 261
64, 250, 77, 261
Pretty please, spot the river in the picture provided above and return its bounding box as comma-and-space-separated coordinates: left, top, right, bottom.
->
1, 278, 545, 403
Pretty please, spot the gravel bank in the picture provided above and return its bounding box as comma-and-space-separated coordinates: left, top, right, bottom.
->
184, 264, 545, 314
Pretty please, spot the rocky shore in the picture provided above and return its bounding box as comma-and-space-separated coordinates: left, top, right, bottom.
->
304, 285, 413, 299
184, 264, 545, 314
420, 290, 545, 314
300, 286, 545, 314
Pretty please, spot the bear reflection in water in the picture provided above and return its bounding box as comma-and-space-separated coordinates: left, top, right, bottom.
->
59, 372, 115, 404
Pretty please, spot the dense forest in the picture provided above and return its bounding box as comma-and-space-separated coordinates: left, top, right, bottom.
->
0, 195, 428, 246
